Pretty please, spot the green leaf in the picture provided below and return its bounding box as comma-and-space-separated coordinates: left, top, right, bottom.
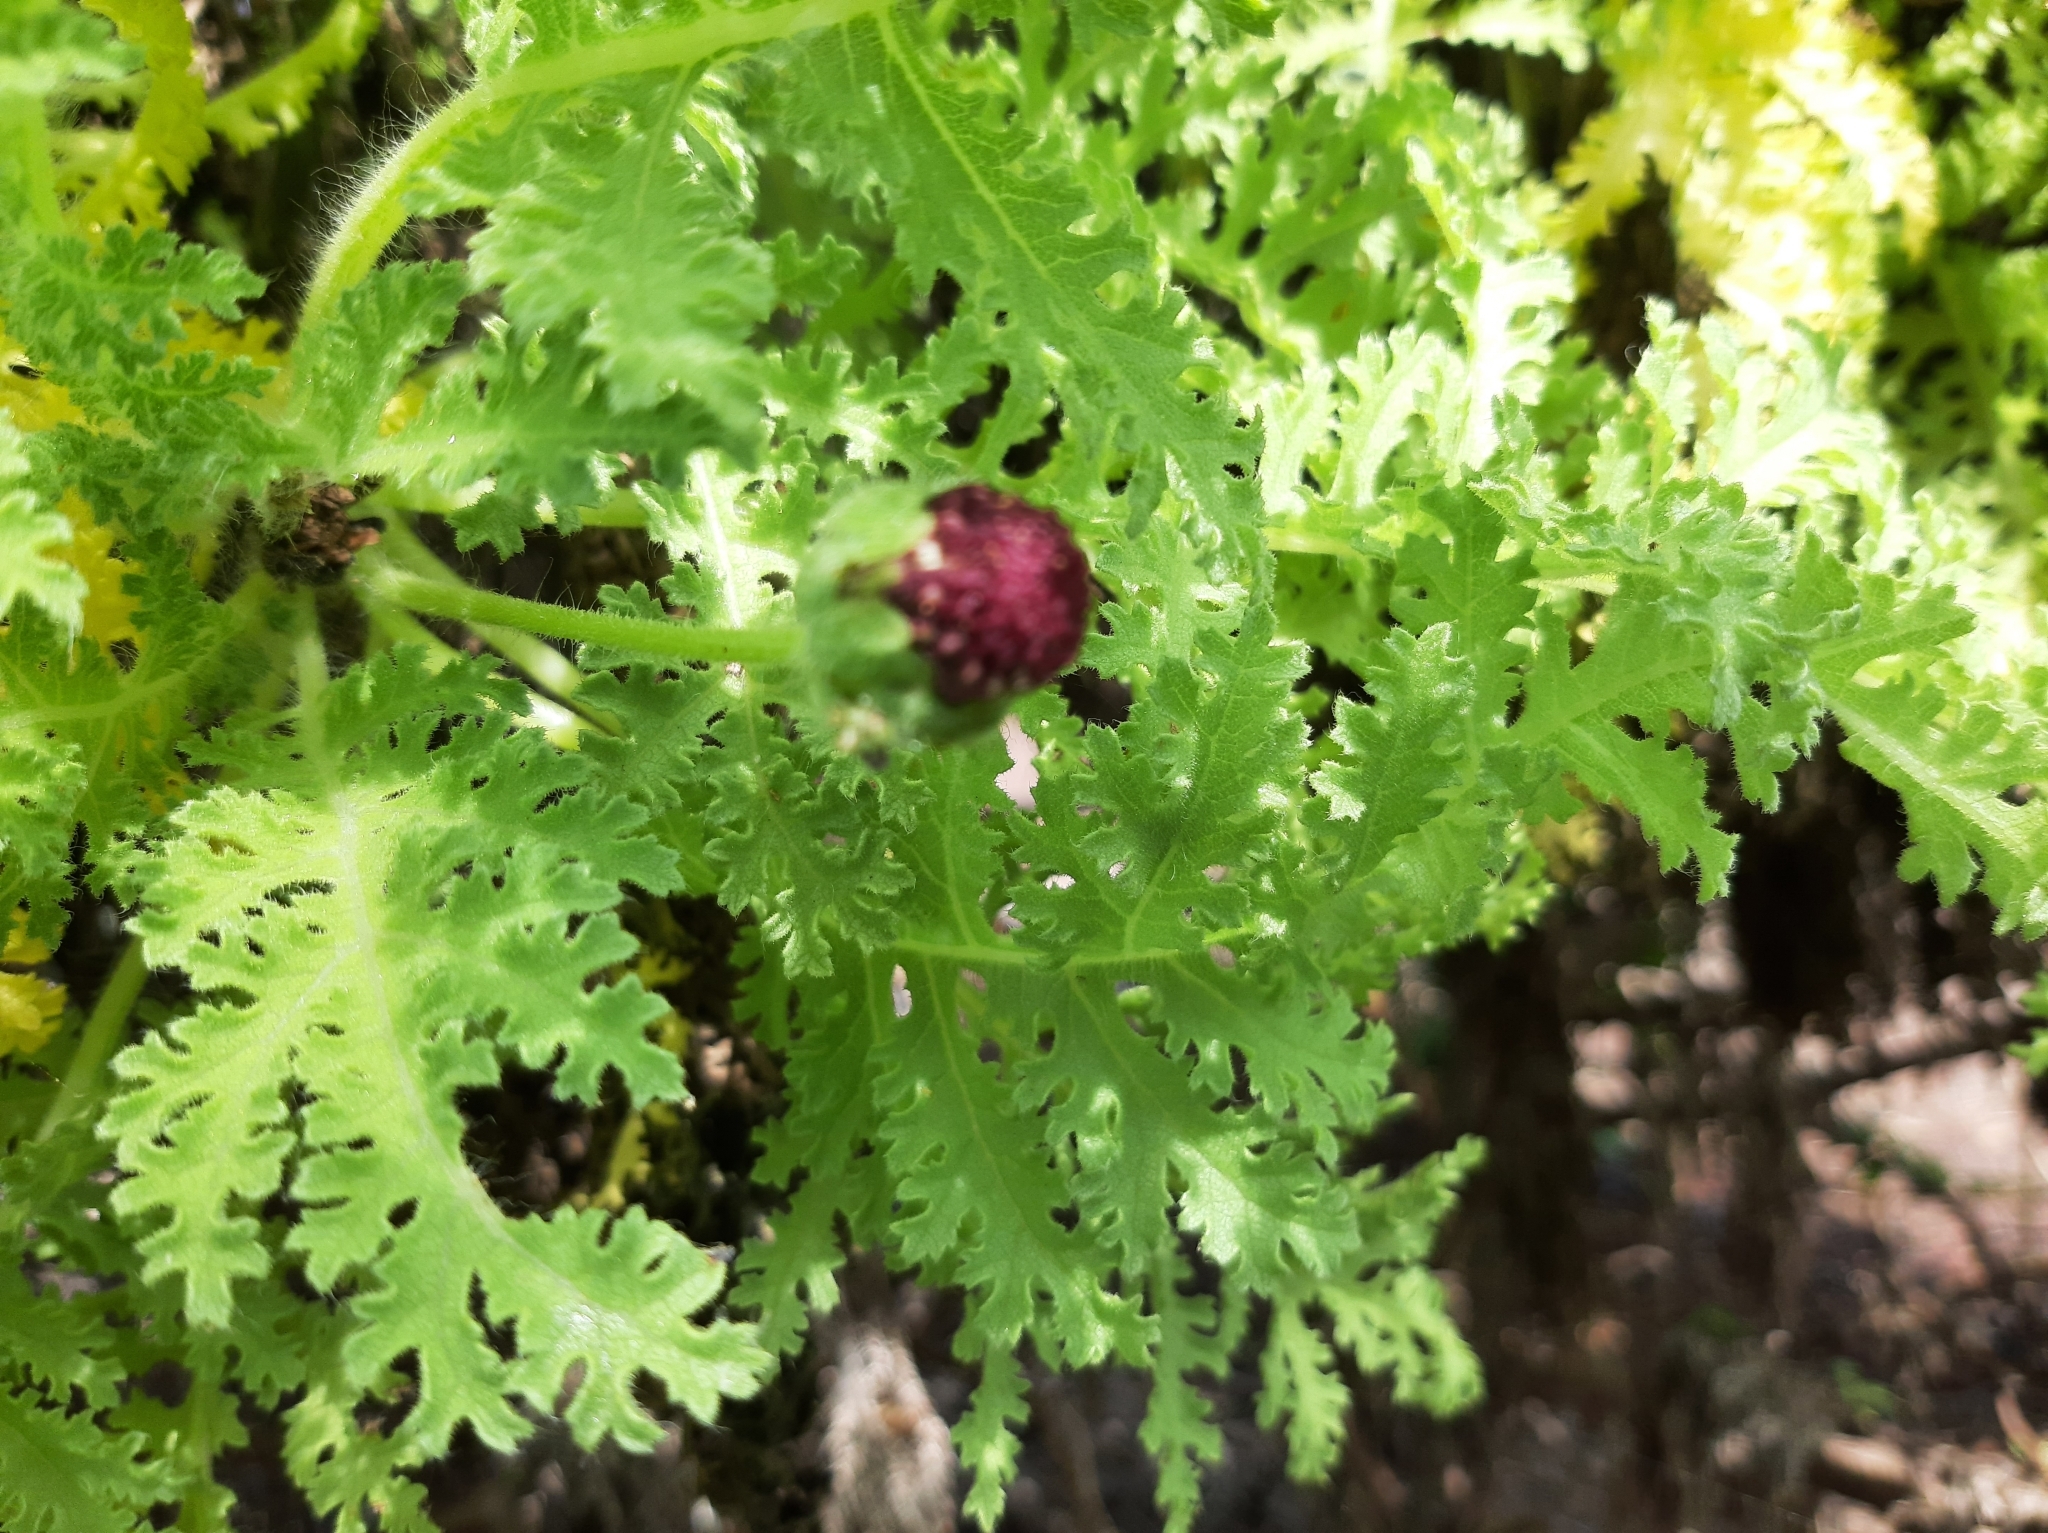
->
874, 938, 1151, 1369
1138, 1249, 1244, 1533
703, 709, 913, 976
769, 3, 1259, 548
2, 230, 262, 384
1922, 0, 2048, 239
1320, 1263, 1482, 1412
731, 930, 890, 1354
0, 546, 234, 939
75, 0, 210, 222
0, 1266, 120, 1409
202, 0, 382, 153
0, 0, 133, 98
730, 1171, 859, 1356
955, 1344, 1031, 1530
637, 450, 817, 631
362, 321, 737, 552
0, 418, 83, 631
104, 652, 767, 1456
1814, 577, 2048, 935
1312, 625, 1479, 880
288, 261, 469, 467
0, 1388, 173, 1533
1515, 602, 1736, 896
0, 228, 280, 524
451, 80, 775, 427
1255, 1294, 1351, 1481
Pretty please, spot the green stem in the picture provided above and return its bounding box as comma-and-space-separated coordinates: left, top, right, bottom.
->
37, 938, 148, 1142
358, 575, 615, 740
1266, 526, 1371, 561
364, 520, 626, 734
292, 589, 331, 710
375, 516, 589, 698
542, 493, 652, 530
356, 555, 800, 666
360, 582, 469, 669
298, 0, 885, 337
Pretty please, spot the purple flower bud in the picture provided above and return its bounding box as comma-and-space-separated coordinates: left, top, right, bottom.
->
885, 486, 1093, 706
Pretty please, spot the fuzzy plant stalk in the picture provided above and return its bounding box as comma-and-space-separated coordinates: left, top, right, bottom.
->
0, 0, 2045, 1531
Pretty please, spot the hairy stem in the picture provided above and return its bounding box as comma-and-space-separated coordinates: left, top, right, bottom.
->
299, 0, 884, 337
542, 493, 652, 529
367, 517, 626, 734
360, 585, 469, 668
356, 554, 800, 666
37, 938, 148, 1142
375, 515, 589, 697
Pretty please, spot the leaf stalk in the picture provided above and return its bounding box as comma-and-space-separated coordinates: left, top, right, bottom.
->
37, 937, 148, 1142
374, 513, 591, 697
355, 553, 800, 666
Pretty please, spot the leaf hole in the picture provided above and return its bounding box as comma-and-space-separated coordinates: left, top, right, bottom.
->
917, 270, 963, 332
943, 364, 1012, 448
470, 1275, 518, 1360
555, 1360, 587, 1416
1060, 668, 1130, 727
1001, 405, 1064, 478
